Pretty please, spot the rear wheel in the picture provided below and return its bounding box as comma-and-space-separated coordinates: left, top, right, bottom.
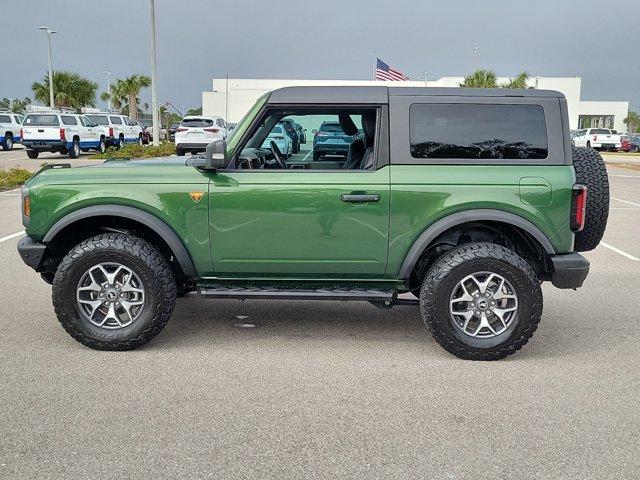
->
68, 139, 80, 158
176, 148, 184, 156
571, 147, 609, 251
634, 145, 640, 153
586, 140, 591, 149
419, 242, 542, 361
26, 149, 39, 159
2, 134, 13, 151
52, 233, 177, 350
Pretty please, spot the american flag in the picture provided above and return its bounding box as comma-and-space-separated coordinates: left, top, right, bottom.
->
375, 58, 409, 81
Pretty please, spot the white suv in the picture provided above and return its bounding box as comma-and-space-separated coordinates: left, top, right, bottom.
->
0, 111, 24, 151
175, 116, 227, 155
82, 111, 143, 148
21, 110, 106, 159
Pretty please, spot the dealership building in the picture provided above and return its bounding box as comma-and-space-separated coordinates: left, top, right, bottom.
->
202, 76, 629, 132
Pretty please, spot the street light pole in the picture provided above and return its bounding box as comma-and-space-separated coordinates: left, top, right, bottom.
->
149, 0, 160, 146
423, 71, 429, 87
102, 71, 113, 111
473, 46, 479, 71
38, 26, 57, 108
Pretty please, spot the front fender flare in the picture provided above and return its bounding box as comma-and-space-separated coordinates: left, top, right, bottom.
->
42, 204, 197, 277
398, 209, 556, 280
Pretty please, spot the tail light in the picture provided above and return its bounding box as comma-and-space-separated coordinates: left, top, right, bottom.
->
571, 185, 587, 232
176, 128, 188, 133
59, 128, 66, 140
203, 128, 219, 133
108, 127, 113, 137
315, 131, 328, 137
593, 135, 597, 142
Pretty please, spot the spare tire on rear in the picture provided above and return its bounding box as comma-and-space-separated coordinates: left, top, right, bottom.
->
571, 147, 609, 252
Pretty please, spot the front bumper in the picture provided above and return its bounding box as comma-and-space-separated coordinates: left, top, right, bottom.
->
17, 236, 47, 270
550, 252, 590, 289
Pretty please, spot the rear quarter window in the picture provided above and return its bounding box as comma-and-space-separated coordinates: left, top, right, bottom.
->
0, 115, 11, 123
110, 116, 122, 125
410, 104, 548, 160
61, 115, 78, 125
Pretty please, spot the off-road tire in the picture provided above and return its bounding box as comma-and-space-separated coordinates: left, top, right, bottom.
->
2, 134, 13, 151
419, 242, 543, 361
52, 233, 177, 350
69, 139, 80, 159
571, 147, 609, 251
26, 149, 39, 159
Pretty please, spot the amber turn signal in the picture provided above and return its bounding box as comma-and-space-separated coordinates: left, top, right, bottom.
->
23, 195, 30, 217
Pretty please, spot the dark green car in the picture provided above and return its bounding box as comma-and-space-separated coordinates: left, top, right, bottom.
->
17, 86, 609, 360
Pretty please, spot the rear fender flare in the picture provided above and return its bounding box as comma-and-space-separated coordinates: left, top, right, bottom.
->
398, 209, 556, 279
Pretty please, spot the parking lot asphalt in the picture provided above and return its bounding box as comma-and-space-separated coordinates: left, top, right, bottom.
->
0, 165, 639, 479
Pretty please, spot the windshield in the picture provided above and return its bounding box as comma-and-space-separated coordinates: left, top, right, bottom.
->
227, 92, 270, 157
24, 114, 59, 126
320, 123, 343, 133
86, 115, 109, 126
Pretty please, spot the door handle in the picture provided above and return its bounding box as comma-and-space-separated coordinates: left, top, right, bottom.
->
341, 194, 380, 203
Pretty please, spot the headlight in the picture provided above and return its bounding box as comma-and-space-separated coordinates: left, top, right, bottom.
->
21, 185, 30, 227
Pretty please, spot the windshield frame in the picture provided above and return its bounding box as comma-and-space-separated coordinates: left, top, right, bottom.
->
226, 92, 270, 158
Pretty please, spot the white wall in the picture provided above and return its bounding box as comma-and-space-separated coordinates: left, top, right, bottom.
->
202, 77, 628, 131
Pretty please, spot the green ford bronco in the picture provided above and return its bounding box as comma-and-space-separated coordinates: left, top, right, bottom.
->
17, 87, 609, 360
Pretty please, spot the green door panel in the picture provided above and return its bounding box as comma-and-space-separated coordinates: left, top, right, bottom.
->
519, 177, 553, 206
387, 165, 575, 277
208, 167, 391, 278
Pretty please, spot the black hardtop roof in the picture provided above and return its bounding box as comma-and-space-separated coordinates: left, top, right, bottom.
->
268, 86, 564, 104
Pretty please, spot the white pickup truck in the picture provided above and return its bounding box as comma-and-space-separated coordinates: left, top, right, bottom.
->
573, 128, 621, 151
21, 110, 107, 159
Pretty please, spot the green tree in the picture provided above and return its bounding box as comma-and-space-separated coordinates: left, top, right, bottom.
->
0, 97, 31, 114
31, 71, 97, 110
460, 70, 498, 88
502, 72, 529, 89
624, 111, 640, 133
186, 107, 202, 116
112, 75, 151, 121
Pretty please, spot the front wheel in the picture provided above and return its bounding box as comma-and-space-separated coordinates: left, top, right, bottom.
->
2, 134, 13, 151
98, 137, 106, 153
138, 135, 143, 146
52, 233, 177, 350
419, 242, 542, 361
117, 137, 125, 149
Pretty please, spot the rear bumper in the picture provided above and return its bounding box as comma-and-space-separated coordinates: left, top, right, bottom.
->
313, 143, 349, 157
176, 142, 210, 152
550, 252, 590, 289
17, 236, 47, 270
22, 140, 66, 151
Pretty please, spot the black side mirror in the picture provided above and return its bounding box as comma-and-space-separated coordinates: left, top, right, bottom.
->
205, 139, 228, 170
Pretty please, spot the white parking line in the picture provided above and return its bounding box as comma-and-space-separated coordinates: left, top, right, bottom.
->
600, 242, 640, 261
0, 230, 25, 243
301, 149, 313, 161
611, 197, 640, 208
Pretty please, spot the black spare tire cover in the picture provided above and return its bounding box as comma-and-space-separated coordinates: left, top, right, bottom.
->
571, 147, 609, 252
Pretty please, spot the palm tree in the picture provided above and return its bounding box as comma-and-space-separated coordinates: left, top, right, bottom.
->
503, 72, 529, 89
460, 70, 498, 88
624, 111, 640, 133
32, 71, 97, 110
112, 75, 151, 120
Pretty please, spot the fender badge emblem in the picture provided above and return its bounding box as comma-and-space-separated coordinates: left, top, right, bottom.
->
189, 191, 205, 203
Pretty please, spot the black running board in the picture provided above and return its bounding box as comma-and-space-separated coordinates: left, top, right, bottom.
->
199, 286, 397, 302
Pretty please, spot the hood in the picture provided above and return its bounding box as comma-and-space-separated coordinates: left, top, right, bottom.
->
26, 156, 208, 187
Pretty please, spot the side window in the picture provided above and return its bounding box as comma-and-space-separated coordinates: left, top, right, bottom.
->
234, 108, 378, 171
0, 115, 11, 123
61, 115, 78, 126
110, 116, 122, 125
218, 118, 226, 128
15, 115, 24, 124
410, 104, 548, 160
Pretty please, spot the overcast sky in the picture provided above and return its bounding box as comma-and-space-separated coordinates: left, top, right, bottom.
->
2, 0, 639, 112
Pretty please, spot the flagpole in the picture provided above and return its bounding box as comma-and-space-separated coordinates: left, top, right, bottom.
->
373, 56, 376, 81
